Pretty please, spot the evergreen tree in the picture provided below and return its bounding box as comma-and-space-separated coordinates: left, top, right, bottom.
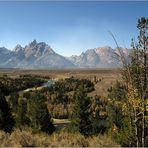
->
27, 92, 55, 134
8, 93, 19, 114
91, 95, 109, 135
72, 85, 92, 136
108, 81, 127, 101
0, 90, 14, 132
15, 96, 30, 128
107, 82, 136, 146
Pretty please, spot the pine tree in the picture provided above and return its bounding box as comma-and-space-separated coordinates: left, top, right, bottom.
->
15, 96, 30, 128
72, 85, 92, 136
27, 92, 55, 134
0, 90, 14, 132
91, 95, 109, 135
107, 82, 136, 146
8, 93, 19, 114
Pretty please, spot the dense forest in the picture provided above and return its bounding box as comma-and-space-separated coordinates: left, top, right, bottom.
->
0, 75, 46, 96
0, 17, 148, 147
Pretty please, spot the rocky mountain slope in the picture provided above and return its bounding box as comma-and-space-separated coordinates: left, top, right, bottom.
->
0, 40, 128, 69
68, 46, 128, 68
0, 40, 75, 69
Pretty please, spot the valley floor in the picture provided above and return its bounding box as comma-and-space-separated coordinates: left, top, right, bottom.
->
0, 68, 121, 97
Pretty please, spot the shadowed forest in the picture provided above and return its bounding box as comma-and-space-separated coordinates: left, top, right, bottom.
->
0, 18, 148, 147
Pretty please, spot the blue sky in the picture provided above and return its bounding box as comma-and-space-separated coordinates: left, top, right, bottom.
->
0, 1, 148, 56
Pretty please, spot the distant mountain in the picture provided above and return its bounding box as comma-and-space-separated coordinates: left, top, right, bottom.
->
0, 40, 129, 69
0, 40, 75, 69
68, 46, 128, 68
0, 47, 12, 68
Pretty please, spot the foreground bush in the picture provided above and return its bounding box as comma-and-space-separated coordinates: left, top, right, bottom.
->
88, 135, 120, 147
0, 128, 51, 147
0, 128, 119, 147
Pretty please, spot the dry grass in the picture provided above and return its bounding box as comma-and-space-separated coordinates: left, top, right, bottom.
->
50, 130, 88, 147
88, 135, 120, 147
0, 68, 120, 78
0, 128, 51, 147
0, 128, 120, 147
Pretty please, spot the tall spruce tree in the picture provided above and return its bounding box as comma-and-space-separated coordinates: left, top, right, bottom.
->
8, 93, 19, 115
27, 92, 55, 134
91, 95, 109, 135
15, 96, 30, 128
72, 85, 92, 136
0, 90, 14, 132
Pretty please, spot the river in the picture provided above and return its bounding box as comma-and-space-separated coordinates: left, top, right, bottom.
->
24, 79, 56, 92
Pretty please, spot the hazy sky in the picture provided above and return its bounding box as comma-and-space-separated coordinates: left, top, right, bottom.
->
0, 1, 148, 56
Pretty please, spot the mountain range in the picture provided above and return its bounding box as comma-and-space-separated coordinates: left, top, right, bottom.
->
0, 40, 129, 69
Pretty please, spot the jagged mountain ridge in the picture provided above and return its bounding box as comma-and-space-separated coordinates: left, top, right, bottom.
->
68, 46, 128, 68
0, 40, 75, 68
0, 40, 128, 68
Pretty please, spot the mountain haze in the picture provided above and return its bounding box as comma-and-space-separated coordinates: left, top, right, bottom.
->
0, 40, 128, 69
